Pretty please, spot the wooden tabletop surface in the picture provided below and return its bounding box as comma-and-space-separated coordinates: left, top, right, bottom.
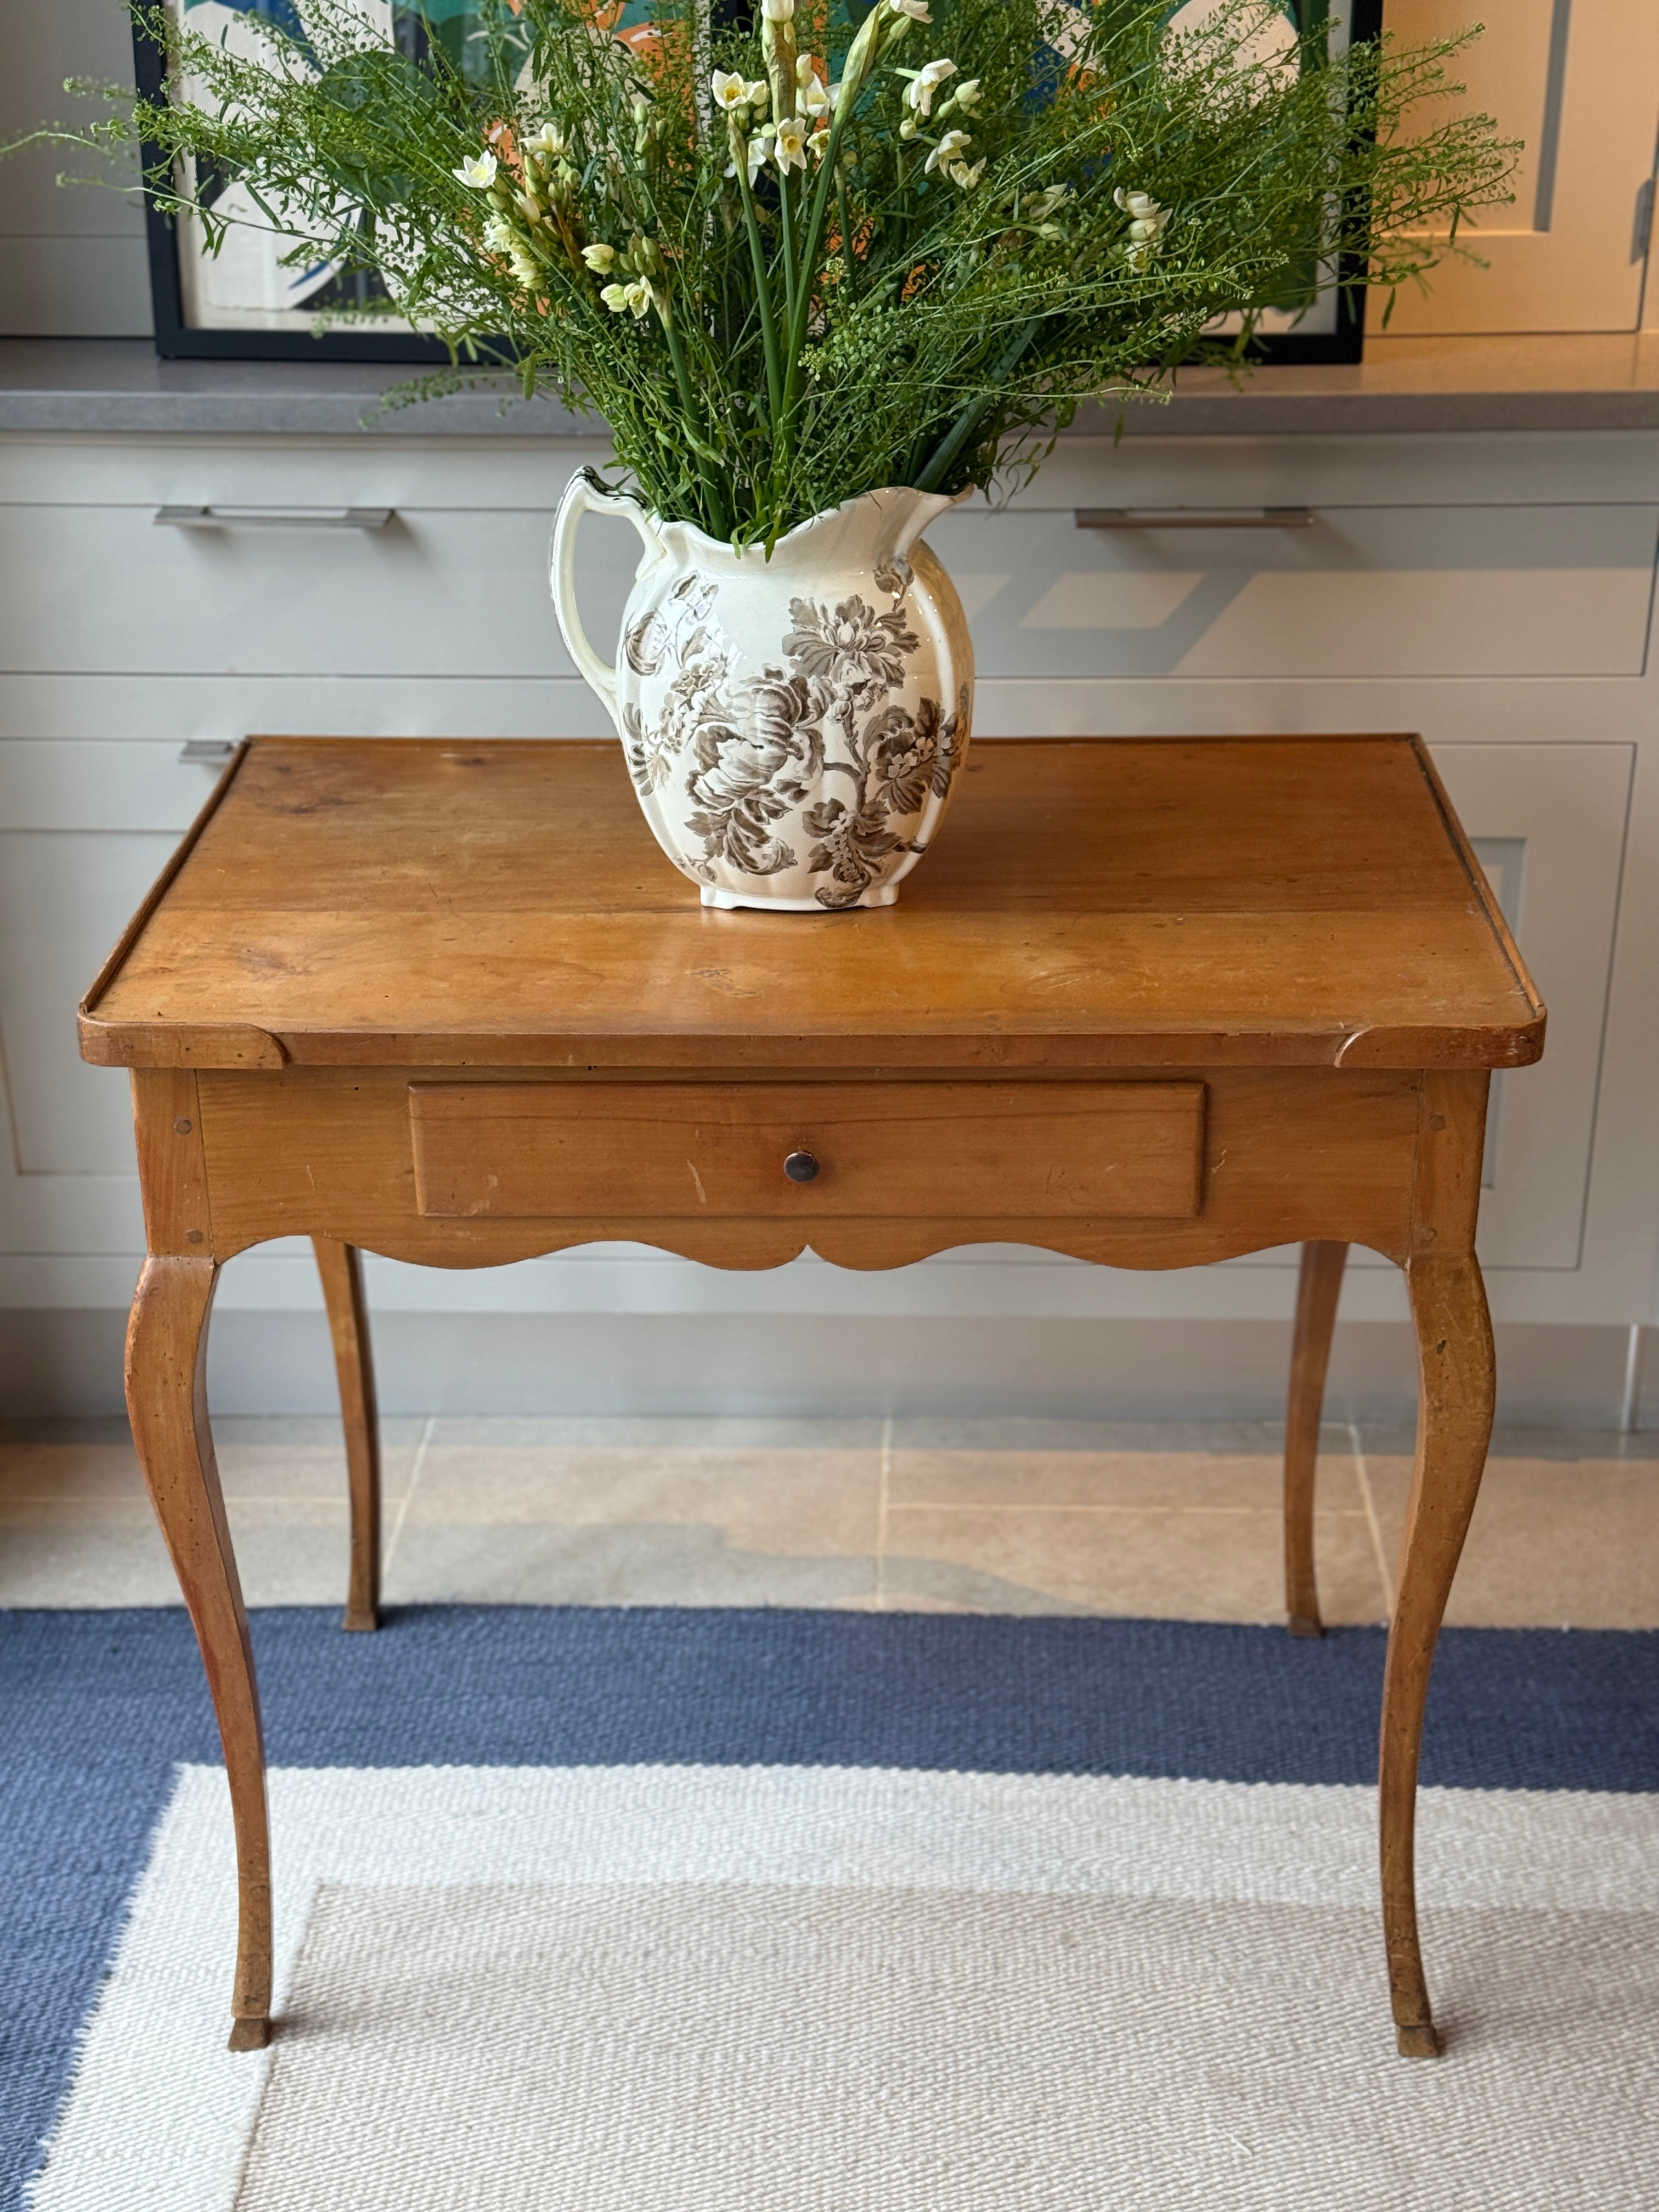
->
81, 735, 1545, 1074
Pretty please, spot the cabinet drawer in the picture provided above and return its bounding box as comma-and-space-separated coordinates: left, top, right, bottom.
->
409, 1081, 1207, 1222
0, 483, 631, 680
927, 504, 1659, 679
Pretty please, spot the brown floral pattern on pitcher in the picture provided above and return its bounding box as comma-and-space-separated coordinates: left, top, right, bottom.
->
624, 580, 966, 898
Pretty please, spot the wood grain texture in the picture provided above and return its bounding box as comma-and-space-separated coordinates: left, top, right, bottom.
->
1284, 1240, 1348, 1637
1383, 1249, 1496, 2058
92, 731, 1529, 2062
409, 1081, 1206, 1223
124, 1255, 271, 2049
129, 1068, 215, 1258
313, 1237, 381, 1632
195, 1065, 1423, 1269
81, 737, 1545, 1073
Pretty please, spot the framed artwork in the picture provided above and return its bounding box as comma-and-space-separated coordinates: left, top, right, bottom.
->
136, 0, 1383, 362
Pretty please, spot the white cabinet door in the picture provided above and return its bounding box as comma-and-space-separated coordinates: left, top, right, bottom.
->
1434, 741, 1634, 1270
1381, 0, 1659, 334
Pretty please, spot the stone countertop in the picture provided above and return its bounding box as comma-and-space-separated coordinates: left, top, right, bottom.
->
3, 333, 1659, 439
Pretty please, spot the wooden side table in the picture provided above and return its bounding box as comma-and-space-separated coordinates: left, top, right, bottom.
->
80, 733, 1544, 2057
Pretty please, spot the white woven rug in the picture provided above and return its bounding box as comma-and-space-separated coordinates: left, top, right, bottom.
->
33, 1765, 1659, 2211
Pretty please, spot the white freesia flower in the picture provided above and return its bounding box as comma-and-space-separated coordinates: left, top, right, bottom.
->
525, 123, 566, 159
582, 242, 617, 273
924, 127, 972, 176
904, 58, 957, 115
454, 151, 498, 188
947, 156, 986, 191
774, 115, 810, 173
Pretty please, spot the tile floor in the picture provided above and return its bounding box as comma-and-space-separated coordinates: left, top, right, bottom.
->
2, 1415, 1654, 1628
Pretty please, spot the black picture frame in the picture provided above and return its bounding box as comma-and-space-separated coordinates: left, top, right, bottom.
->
135, 0, 1384, 365
132, 10, 453, 362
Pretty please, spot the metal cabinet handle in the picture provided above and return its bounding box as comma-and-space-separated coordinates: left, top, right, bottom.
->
1075, 507, 1312, 530
154, 505, 394, 531
783, 1150, 821, 1184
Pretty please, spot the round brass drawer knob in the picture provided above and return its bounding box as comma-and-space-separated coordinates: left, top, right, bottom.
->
783, 1150, 821, 1184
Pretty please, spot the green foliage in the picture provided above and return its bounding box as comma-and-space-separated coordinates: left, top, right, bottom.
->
31, 0, 1516, 542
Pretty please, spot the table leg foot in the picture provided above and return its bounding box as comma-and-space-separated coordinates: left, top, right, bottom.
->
228, 2015, 272, 2053
341, 1605, 379, 1633
1284, 1241, 1347, 1638
1395, 2020, 1441, 2059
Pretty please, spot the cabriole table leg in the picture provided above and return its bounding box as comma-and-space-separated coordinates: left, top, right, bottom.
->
1379, 1248, 1495, 2057
125, 1254, 273, 2052
313, 1236, 382, 1632
1284, 1240, 1348, 1637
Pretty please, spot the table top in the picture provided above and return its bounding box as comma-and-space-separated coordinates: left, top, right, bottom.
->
80, 735, 1545, 1074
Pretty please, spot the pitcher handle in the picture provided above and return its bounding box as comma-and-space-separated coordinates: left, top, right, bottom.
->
550, 469, 667, 734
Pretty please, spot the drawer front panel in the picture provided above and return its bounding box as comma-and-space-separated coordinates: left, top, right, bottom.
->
926, 504, 1659, 679
409, 1082, 1207, 1223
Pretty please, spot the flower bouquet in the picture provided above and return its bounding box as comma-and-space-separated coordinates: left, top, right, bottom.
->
46, 0, 1513, 907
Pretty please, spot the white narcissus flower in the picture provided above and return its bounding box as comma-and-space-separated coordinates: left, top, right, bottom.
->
797, 55, 831, 117
725, 132, 770, 187
949, 77, 981, 114
1026, 183, 1071, 223
482, 215, 515, 252
525, 123, 566, 159
888, 0, 931, 18
1115, 185, 1170, 268
454, 151, 498, 188
761, 0, 794, 18
947, 156, 986, 191
904, 57, 957, 115
582, 242, 617, 273
712, 69, 751, 113
601, 279, 656, 320
924, 128, 972, 176
773, 115, 810, 173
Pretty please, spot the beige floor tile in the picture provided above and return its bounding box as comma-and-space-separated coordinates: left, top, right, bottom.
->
386, 1442, 883, 1607
385, 1522, 878, 1609
407, 1444, 879, 1555
0, 1441, 146, 1502
1365, 1455, 1659, 1629
0, 1431, 419, 1516
887, 1447, 1362, 1514
0, 1494, 156, 1528
0, 1523, 184, 1607
880, 1505, 1387, 1623
425, 1416, 883, 1451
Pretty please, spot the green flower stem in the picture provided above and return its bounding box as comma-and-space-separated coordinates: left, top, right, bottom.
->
915, 319, 1043, 493
735, 149, 785, 437
836, 168, 859, 302
658, 302, 730, 539
776, 166, 800, 340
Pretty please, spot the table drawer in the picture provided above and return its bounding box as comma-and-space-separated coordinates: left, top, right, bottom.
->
409, 1081, 1206, 1222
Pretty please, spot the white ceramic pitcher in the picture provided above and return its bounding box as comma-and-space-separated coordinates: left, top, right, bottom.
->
550, 471, 974, 911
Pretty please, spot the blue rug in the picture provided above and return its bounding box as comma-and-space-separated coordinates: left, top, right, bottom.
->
3, 1606, 1656, 2209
